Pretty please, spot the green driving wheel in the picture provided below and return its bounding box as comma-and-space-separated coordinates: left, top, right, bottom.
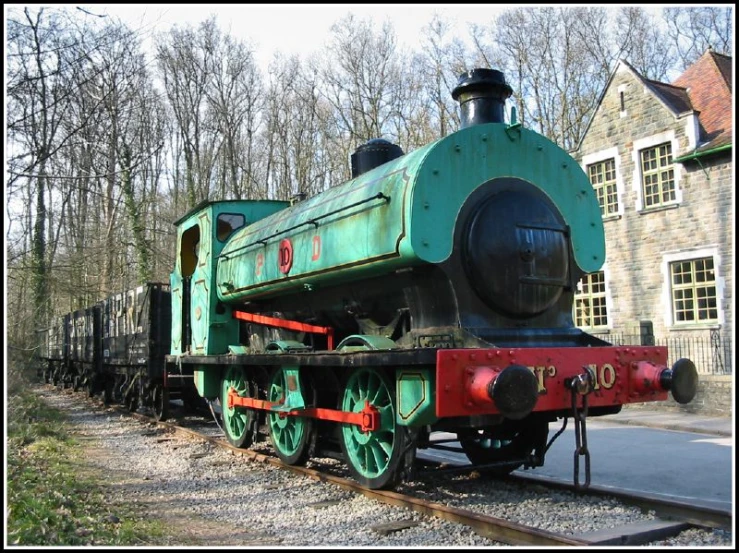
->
339, 368, 408, 490
268, 367, 313, 465
221, 366, 257, 449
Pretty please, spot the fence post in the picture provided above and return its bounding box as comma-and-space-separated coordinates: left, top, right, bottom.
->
710, 330, 724, 374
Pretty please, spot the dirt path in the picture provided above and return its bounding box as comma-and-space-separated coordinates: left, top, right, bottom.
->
43, 388, 282, 546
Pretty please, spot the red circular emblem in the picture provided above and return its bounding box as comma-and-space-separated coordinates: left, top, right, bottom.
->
278, 239, 293, 274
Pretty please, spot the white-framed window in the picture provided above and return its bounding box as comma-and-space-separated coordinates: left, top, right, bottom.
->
662, 248, 723, 328
632, 131, 682, 211
641, 142, 675, 207
587, 159, 619, 217
581, 147, 623, 219
574, 270, 610, 329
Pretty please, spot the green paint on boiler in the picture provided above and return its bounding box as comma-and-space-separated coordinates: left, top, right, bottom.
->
409, 123, 605, 273
215, 123, 605, 307
215, 146, 433, 303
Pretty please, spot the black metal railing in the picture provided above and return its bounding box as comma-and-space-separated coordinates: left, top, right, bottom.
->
606, 330, 732, 375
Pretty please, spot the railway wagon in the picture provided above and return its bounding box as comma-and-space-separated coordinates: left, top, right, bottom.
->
67, 305, 102, 394
99, 282, 183, 418
165, 68, 698, 490
37, 283, 196, 421
38, 314, 69, 387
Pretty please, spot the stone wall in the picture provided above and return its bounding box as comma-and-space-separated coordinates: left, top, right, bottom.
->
625, 374, 733, 417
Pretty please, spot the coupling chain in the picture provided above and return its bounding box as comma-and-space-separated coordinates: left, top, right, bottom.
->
570, 369, 591, 490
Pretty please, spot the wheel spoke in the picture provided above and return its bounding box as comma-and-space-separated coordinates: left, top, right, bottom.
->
363, 445, 373, 474
379, 404, 394, 430
348, 387, 362, 408
287, 427, 294, 451
340, 368, 406, 488
268, 368, 312, 465
376, 432, 393, 458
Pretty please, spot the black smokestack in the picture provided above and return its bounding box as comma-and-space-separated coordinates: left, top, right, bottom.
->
452, 68, 513, 129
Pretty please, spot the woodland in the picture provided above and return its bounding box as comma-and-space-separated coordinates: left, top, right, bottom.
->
6, 6, 733, 360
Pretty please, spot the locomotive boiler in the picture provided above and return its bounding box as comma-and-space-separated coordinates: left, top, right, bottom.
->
165, 68, 698, 489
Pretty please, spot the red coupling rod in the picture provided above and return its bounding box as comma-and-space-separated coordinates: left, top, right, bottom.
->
228, 389, 379, 432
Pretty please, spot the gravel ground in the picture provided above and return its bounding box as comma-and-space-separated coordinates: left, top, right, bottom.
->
34, 387, 733, 547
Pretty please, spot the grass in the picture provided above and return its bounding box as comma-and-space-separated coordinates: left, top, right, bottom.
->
6, 387, 172, 546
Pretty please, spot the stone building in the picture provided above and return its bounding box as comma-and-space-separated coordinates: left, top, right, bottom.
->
572, 48, 733, 385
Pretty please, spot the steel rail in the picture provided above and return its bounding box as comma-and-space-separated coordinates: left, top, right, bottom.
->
507, 472, 733, 531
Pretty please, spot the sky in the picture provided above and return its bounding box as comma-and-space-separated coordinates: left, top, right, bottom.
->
47, 3, 516, 70
7, 4, 684, 73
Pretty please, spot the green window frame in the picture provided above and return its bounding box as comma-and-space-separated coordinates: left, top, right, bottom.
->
670, 257, 718, 324
640, 142, 675, 208
574, 271, 608, 328
587, 159, 618, 216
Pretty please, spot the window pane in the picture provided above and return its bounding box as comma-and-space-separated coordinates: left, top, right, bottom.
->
641, 143, 675, 208
587, 158, 619, 216
670, 258, 717, 324
573, 271, 608, 328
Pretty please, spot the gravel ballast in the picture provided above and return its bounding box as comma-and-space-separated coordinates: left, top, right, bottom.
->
34, 387, 733, 547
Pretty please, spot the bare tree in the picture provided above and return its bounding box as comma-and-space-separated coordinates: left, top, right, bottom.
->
315, 14, 406, 158
156, 17, 220, 208
262, 54, 344, 199
613, 7, 677, 81
663, 6, 733, 69
7, 7, 85, 331
476, 7, 606, 150
406, 14, 469, 143
470, 7, 680, 148
203, 28, 263, 200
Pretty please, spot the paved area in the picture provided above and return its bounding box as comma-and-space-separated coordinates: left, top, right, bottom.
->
604, 407, 733, 437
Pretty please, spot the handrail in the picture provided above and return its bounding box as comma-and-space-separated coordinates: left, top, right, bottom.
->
219, 192, 390, 260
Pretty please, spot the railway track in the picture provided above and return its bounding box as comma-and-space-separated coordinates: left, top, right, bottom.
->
412, 458, 732, 535
65, 387, 728, 548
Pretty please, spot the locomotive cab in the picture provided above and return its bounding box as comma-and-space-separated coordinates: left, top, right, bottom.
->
170, 200, 290, 358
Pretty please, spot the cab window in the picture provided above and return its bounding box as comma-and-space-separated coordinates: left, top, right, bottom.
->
216, 213, 246, 242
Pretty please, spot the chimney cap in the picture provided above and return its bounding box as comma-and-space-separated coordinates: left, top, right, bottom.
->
452, 68, 512, 101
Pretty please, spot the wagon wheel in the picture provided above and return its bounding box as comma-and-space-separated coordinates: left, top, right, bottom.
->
458, 421, 547, 476
124, 388, 139, 412
338, 367, 409, 490
86, 376, 96, 398
103, 379, 114, 406
221, 366, 258, 449
268, 367, 314, 466
151, 384, 169, 422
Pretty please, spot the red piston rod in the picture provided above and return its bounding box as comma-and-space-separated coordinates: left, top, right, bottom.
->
226, 388, 379, 432
232, 310, 335, 350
